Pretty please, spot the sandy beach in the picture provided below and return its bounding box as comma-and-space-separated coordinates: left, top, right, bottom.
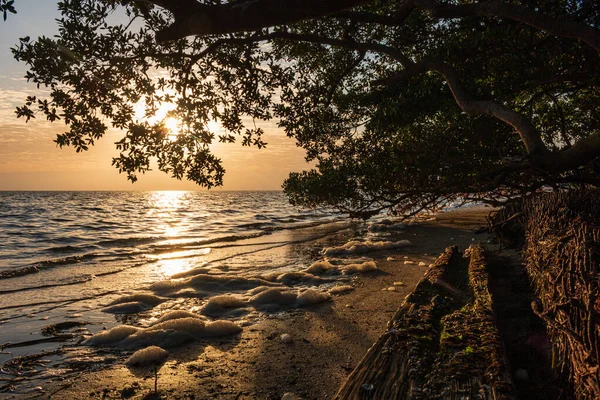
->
35, 206, 495, 400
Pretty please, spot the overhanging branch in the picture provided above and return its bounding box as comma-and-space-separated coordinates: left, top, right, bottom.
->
374, 59, 548, 156
415, 0, 600, 53
140, 0, 373, 42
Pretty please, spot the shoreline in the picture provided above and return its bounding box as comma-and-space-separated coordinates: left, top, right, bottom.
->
35, 206, 494, 400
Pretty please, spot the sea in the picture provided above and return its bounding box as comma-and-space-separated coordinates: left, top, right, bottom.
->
0, 191, 388, 396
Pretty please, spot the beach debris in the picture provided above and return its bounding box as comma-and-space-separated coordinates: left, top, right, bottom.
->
125, 346, 169, 395
329, 285, 354, 294
120, 383, 139, 398
360, 383, 374, 391
403, 260, 414, 265
386, 256, 398, 261
323, 240, 411, 256
280, 333, 293, 344
281, 393, 302, 400
41, 321, 88, 336
418, 262, 427, 266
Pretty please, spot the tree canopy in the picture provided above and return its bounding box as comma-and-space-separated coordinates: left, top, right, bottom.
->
9, 0, 600, 217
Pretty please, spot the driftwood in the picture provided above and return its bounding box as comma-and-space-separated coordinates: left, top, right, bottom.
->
334, 245, 515, 400
520, 191, 600, 400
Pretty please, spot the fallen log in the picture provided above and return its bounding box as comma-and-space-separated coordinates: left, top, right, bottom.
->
334, 245, 515, 399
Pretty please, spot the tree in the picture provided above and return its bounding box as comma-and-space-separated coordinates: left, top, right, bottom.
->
10, 0, 600, 217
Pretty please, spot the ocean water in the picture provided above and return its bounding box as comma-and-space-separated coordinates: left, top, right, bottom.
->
1, 191, 386, 395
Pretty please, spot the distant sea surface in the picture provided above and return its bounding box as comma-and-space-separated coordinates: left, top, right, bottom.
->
0, 191, 339, 275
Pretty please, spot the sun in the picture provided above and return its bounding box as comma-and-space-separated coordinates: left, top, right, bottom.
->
164, 117, 180, 141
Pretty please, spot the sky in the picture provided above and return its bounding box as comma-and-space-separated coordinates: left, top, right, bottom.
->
0, 1, 310, 191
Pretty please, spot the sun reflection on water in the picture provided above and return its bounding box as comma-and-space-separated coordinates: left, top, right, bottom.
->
149, 191, 188, 238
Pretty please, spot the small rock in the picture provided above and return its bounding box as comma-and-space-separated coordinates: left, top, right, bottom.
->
121, 386, 136, 398
393, 281, 405, 286
471, 238, 476, 242
450, 237, 455, 241
361, 383, 374, 391
403, 260, 414, 265
387, 287, 397, 291
418, 262, 427, 266
345, 304, 353, 308
280, 333, 293, 344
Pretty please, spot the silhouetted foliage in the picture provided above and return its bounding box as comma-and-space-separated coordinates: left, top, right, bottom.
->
10, 0, 600, 215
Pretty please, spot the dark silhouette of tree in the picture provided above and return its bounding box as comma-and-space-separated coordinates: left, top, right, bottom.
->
10, 0, 600, 216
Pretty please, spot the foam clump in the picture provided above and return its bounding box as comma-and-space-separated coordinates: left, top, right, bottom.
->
276, 271, 326, 285
86, 312, 242, 349
84, 325, 139, 346
103, 302, 151, 314
153, 310, 204, 325
188, 274, 276, 291
149, 279, 186, 293
107, 294, 165, 307
201, 295, 247, 316
149, 318, 206, 336
125, 345, 168, 367
305, 260, 339, 275
247, 286, 271, 296
202, 320, 243, 337
368, 220, 406, 232
119, 329, 196, 349
323, 240, 411, 256
343, 260, 378, 274
170, 267, 210, 279
329, 285, 354, 294
250, 288, 297, 306
296, 289, 331, 306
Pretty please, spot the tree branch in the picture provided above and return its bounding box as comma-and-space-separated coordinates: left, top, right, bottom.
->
415, 0, 600, 53
141, 0, 372, 42
332, 1, 416, 26
374, 59, 548, 155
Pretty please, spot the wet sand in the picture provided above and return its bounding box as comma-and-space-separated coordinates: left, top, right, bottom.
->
41, 206, 495, 400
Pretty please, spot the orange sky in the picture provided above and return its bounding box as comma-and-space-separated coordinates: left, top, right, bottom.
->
0, 3, 310, 191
